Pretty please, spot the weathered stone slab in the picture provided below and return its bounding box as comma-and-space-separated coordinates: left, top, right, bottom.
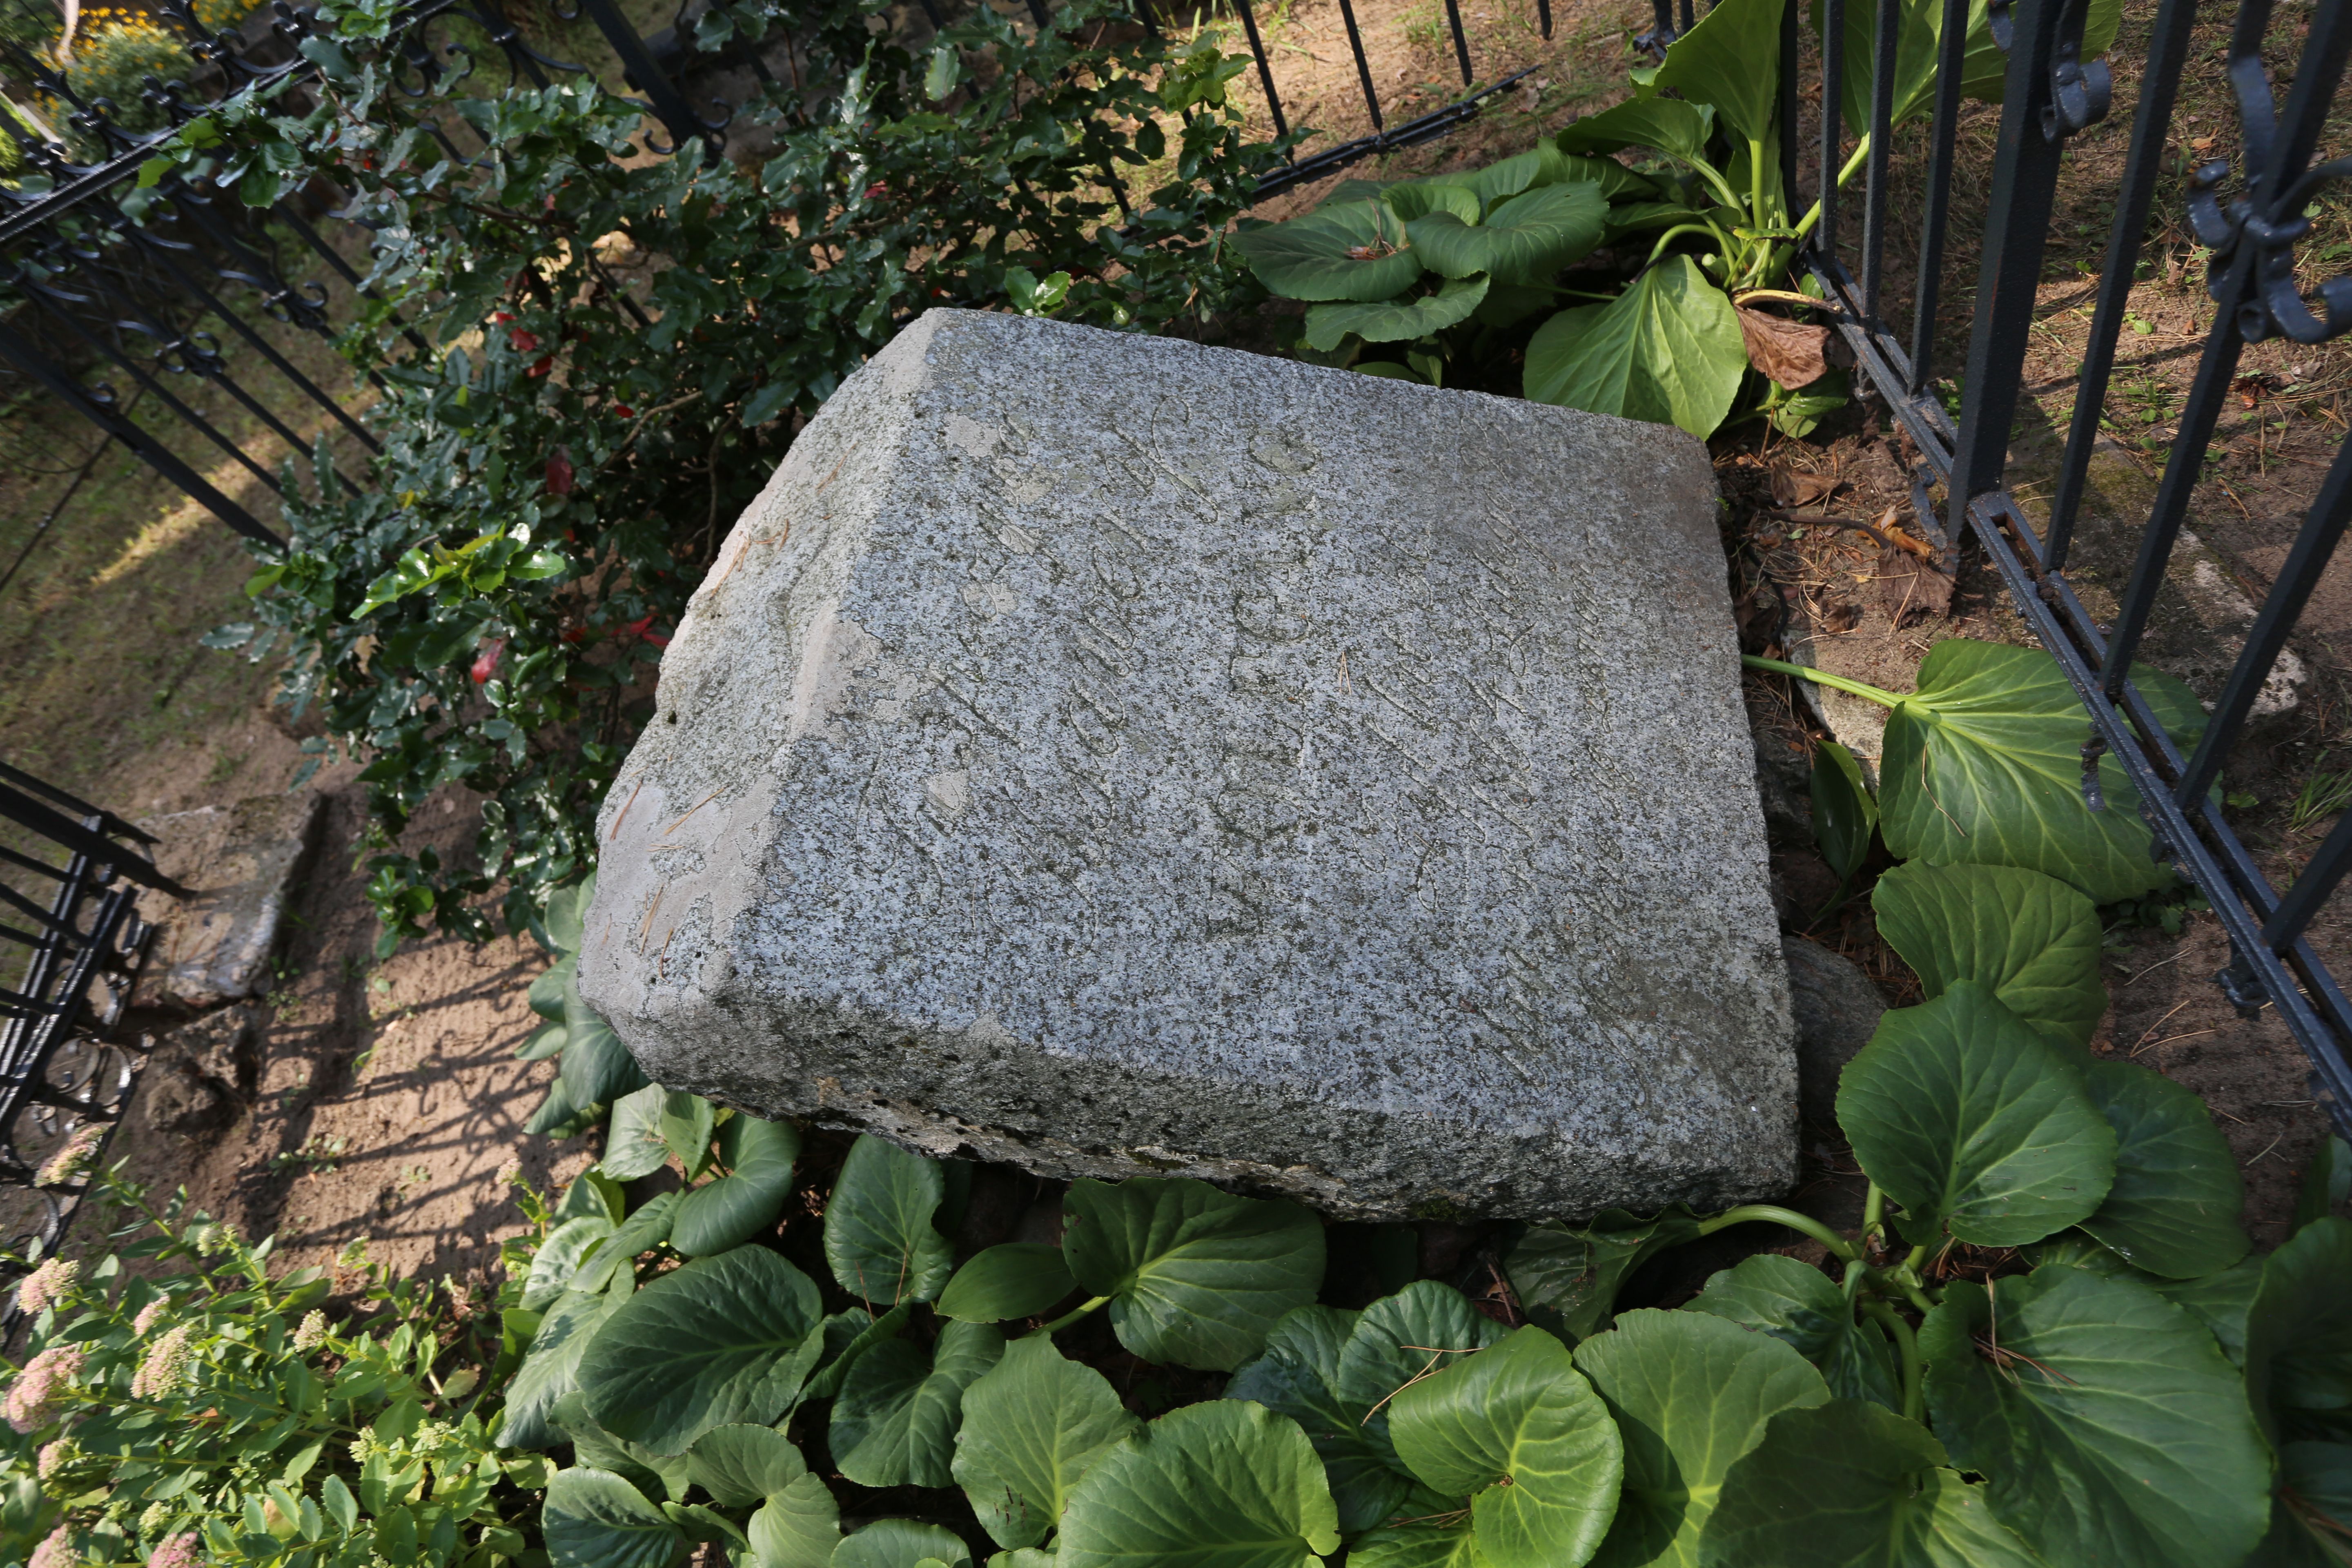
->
136, 794, 323, 1009
579, 309, 1794, 1219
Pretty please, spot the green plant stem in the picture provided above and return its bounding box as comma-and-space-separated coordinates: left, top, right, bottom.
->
1860, 1298, 1924, 1422
1697, 1204, 1858, 1261
1040, 1295, 1111, 1333
1644, 220, 1734, 269
1748, 136, 1768, 238
1793, 138, 1875, 241
1741, 654, 1907, 708
1862, 1184, 1885, 1247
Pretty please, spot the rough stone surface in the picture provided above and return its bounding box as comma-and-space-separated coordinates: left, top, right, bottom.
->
136, 795, 324, 1009
141, 1009, 258, 1138
579, 309, 1795, 1219
1783, 935, 1886, 1129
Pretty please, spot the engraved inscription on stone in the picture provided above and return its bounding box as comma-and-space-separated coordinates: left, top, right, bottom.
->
579, 309, 1795, 1220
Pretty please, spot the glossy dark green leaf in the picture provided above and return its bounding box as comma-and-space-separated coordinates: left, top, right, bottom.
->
832, 1521, 971, 1568
1810, 740, 1877, 884
833, 1319, 1004, 1488
823, 1134, 953, 1305
1224, 1305, 1403, 1533
573, 1190, 681, 1294
1870, 861, 2104, 1045
559, 1168, 626, 1223
530, 953, 575, 1021
1523, 258, 1747, 439
562, 965, 648, 1110
1407, 183, 1606, 285
524, 1216, 617, 1310
2256, 1441, 2352, 1566
555, 1392, 691, 1503
1390, 1326, 1623, 1568
1920, 1266, 2270, 1568
661, 1092, 718, 1174
578, 1246, 826, 1455
545, 875, 594, 953
1303, 276, 1489, 351
1653, 0, 1782, 144
803, 1305, 912, 1403
1879, 639, 2181, 904
1062, 1177, 1325, 1371
1684, 1254, 1899, 1410
954, 1331, 1141, 1548
673, 1114, 801, 1258
1233, 201, 1422, 302
2038, 1237, 2261, 1365
2294, 1134, 2352, 1233
1574, 1309, 1829, 1568
502, 1277, 633, 1451
1554, 154, 1656, 202
528, 1079, 596, 1138
686, 1425, 807, 1509
2076, 1060, 2249, 1279
1697, 1401, 2036, 1566
1837, 981, 2114, 1247
2246, 1217, 2352, 1447
1337, 1281, 1507, 1453
1506, 1207, 1701, 1343
938, 1244, 1078, 1325
519, 1019, 568, 1060
1058, 1399, 1340, 1568
748, 1474, 840, 1568
543, 1468, 686, 1568
1555, 99, 1715, 165
1381, 181, 1481, 224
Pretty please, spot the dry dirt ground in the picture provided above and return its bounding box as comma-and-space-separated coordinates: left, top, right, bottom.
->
3, 0, 2345, 1287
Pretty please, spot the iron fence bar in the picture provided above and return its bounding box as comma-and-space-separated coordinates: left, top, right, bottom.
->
1943, 0, 2072, 539
1442, 0, 1474, 87
0, 784, 185, 897
2040, 0, 2197, 569
1860, 0, 1899, 323
568, 0, 726, 159
1536, 0, 1550, 42
1330, 0, 1384, 136
0, 316, 283, 549
1227, 0, 1292, 150
1250, 68, 1539, 199
1777, 0, 1798, 225
1902, 0, 1970, 394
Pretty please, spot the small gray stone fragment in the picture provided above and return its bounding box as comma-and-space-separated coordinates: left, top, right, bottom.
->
140, 1008, 257, 1138
137, 795, 324, 1008
1783, 934, 1887, 1129
579, 309, 1796, 1219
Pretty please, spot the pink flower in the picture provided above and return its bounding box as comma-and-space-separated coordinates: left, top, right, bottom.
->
35, 1438, 68, 1477
132, 1299, 168, 1337
130, 1325, 193, 1400
27, 1523, 73, 1568
5, 1345, 85, 1433
13, 1258, 76, 1316
33, 1126, 103, 1188
146, 1534, 198, 1568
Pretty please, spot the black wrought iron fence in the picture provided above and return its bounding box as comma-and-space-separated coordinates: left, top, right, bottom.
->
0, 762, 179, 1276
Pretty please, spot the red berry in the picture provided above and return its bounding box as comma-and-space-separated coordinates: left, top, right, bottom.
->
546, 449, 575, 496
470, 638, 506, 684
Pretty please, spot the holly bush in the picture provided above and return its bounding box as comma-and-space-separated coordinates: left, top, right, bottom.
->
176, 0, 1283, 952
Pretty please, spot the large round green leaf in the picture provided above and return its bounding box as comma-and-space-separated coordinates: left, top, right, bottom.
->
1225, 1305, 1403, 1533
1837, 980, 2115, 1247
553, 1392, 691, 1501
543, 1468, 686, 1568
2076, 1060, 2249, 1279
1407, 183, 1606, 285
574, 1191, 682, 1297
832, 1521, 970, 1568
833, 1319, 1004, 1488
1555, 99, 1715, 165
577, 1245, 826, 1456
1382, 182, 1481, 224
804, 1304, 912, 1403
1348, 1519, 1479, 1568
954, 1331, 1141, 1548
672, 1114, 801, 1258
686, 1425, 807, 1509
1697, 1401, 2036, 1566
501, 1276, 633, 1451
1389, 1325, 1623, 1568
1574, 1310, 1829, 1567
748, 1473, 842, 1568
602, 1085, 676, 1182
1232, 202, 1422, 303
1058, 1399, 1340, 1568
2261, 1441, 2352, 1565
1920, 1265, 2270, 1568
823, 1134, 953, 1305
1653, 0, 1782, 145
1505, 1208, 1700, 1345
530, 951, 576, 1020
562, 965, 649, 1109
1869, 862, 2106, 1046
2040, 1237, 2262, 1365
1684, 1254, 1898, 1410
1062, 1177, 1324, 1371
2245, 1216, 2352, 1448
1337, 1282, 1507, 1452
939, 1245, 1078, 1325
1303, 276, 1488, 351
525, 1215, 618, 1310
662, 1092, 717, 1175
1523, 258, 1746, 439
1879, 640, 2180, 904
544, 874, 595, 954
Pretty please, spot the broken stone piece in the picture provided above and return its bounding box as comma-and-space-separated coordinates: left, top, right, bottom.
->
140, 1008, 256, 1137
136, 795, 323, 1009
579, 308, 1796, 1220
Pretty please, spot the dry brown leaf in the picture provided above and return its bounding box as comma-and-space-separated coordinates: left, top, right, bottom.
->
1737, 307, 1833, 389
1771, 468, 1839, 508
1878, 507, 1936, 560
1819, 599, 1863, 634
1877, 544, 1955, 626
